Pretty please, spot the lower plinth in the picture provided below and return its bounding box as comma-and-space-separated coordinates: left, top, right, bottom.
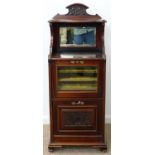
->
48, 142, 107, 152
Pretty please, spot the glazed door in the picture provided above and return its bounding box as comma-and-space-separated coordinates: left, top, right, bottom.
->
52, 60, 104, 98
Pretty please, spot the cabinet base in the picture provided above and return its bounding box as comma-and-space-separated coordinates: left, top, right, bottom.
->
48, 142, 107, 152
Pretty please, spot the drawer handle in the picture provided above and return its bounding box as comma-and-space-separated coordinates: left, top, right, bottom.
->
79, 61, 84, 64
71, 101, 85, 105
80, 101, 84, 105
70, 61, 75, 64
71, 101, 76, 105
70, 61, 84, 64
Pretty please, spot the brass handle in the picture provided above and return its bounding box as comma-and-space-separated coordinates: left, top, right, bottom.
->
70, 61, 75, 64
70, 61, 84, 64
80, 101, 84, 105
71, 101, 76, 105
77, 101, 81, 105
79, 61, 84, 64
71, 101, 84, 105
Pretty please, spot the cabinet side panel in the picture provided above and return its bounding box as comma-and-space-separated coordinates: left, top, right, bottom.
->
48, 60, 54, 142
102, 60, 106, 141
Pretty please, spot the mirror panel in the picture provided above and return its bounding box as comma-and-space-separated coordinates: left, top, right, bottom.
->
59, 27, 96, 47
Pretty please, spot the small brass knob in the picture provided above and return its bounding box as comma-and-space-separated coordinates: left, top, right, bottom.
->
70, 60, 75, 64
80, 101, 84, 105
70, 60, 84, 64
71, 101, 76, 105
79, 61, 84, 64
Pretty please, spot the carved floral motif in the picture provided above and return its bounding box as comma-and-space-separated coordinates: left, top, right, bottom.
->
67, 6, 89, 16
66, 4, 90, 16
64, 111, 92, 126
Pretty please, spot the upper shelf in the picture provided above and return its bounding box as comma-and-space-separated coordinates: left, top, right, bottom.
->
48, 3, 106, 23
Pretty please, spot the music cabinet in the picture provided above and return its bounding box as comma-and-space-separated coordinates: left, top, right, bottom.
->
48, 3, 107, 152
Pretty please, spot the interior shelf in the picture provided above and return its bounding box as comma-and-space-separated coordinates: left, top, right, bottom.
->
58, 77, 97, 82
57, 66, 98, 91
58, 69, 97, 74
58, 83, 97, 91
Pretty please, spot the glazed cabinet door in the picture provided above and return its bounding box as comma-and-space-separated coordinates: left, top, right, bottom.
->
53, 99, 103, 135
51, 60, 105, 98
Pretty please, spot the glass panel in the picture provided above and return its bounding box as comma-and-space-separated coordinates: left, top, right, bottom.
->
57, 66, 98, 91
59, 27, 96, 47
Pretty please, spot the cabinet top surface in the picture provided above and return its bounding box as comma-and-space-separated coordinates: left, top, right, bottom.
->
49, 52, 106, 60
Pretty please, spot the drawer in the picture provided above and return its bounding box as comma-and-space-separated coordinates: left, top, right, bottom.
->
52, 99, 103, 135
50, 60, 105, 98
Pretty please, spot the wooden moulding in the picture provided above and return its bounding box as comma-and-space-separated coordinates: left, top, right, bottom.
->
48, 142, 107, 152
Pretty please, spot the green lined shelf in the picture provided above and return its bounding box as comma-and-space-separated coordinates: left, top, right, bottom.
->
58, 83, 97, 91
57, 66, 98, 91
58, 69, 97, 74
58, 77, 97, 82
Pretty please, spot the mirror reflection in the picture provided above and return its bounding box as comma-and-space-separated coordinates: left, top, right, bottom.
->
60, 27, 96, 47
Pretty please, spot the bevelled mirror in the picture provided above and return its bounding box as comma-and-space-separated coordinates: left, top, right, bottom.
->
59, 27, 96, 47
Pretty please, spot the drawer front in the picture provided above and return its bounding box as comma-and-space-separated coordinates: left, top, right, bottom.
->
50, 60, 105, 98
53, 99, 103, 135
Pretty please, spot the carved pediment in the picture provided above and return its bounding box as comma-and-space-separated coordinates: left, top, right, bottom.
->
66, 3, 90, 16
48, 3, 106, 23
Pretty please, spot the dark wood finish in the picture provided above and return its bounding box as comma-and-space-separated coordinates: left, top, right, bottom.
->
48, 3, 107, 152
53, 99, 103, 135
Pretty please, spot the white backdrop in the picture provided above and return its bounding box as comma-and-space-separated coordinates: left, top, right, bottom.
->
43, 0, 111, 123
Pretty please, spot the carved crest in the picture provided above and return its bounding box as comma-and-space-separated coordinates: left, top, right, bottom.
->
66, 3, 90, 16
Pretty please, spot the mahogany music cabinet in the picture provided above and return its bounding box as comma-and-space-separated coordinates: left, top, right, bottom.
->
48, 3, 107, 152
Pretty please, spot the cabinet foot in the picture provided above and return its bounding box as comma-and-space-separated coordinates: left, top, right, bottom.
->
92, 144, 107, 152
48, 144, 63, 152
48, 146, 54, 152
99, 147, 107, 152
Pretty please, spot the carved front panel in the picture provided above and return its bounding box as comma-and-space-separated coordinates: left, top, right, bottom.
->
55, 104, 98, 133
61, 108, 96, 130
63, 111, 92, 127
